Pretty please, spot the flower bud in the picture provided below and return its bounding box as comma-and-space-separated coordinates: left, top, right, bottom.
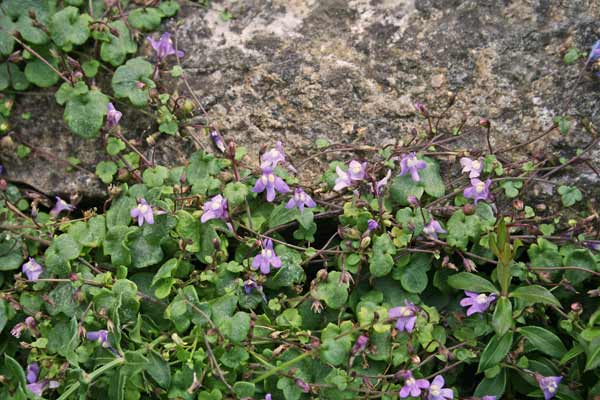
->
410, 355, 421, 364
351, 335, 369, 354
360, 236, 371, 249
407, 195, 419, 207
463, 258, 477, 272
462, 204, 476, 215
447, 91, 456, 107
512, 199, 524, 210
570, 302, 582, 313
295, 379, 310, 393
414, 102, 429, 117
311, 300, 323, 313
182, 99, 195, 114
316, 269, 328, 281
479, 118, 491, 129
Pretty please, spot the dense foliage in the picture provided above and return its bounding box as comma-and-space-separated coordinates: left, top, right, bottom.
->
1, 1, 600, 400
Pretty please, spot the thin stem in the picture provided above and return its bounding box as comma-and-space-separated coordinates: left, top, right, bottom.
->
251, 351, 313, 383
12, 35, 71, 85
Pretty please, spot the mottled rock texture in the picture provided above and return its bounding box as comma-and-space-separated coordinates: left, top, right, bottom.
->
2, 0, 599, 199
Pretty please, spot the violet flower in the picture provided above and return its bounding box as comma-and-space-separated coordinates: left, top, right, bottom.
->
265, 395, 272, 400
286, 188, 316, 214
460, 157, 483, 178
295, 379, 310, 393
399, 371, 430, 398
351, 335, 369, 354
374, 169, 392, 196
427, 375, 453, 400
261, 142, 286, 169
130, 199, 155, 226
459, 291, 496, 316
347, 160, 367, 181
209, 129, 226, 153
10, 316, 36, 338
251, 239, 282, 274
147, 32, 184, 62
243, 279, 260, 295
106, 103, 122, 129
481, 397, 497, 400
399, 153, 427, 182
333, 166, 353, 191
252, 167, 290, 202
22, 258, 43, 281
367, 219, 379, 231
463, 178, 492, 204
423, 219, 446, 239
588, 40, 600, 63
536, 375, 562, 400
87, 330, 110, 347
26, 363, 59, 397
201, 195, 228, 223
50, 196, 75, 217
388, 302, 419, 333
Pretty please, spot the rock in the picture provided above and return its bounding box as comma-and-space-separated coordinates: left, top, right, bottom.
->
2, 0, 599, 200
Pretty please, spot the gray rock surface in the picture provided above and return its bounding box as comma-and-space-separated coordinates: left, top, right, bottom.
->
2, 0, 599, 200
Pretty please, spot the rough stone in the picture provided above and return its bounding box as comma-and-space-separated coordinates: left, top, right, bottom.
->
2, 0, 599, 200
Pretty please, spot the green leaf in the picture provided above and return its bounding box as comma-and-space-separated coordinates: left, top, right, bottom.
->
82, 59, 100, 78
223, 311, 251, 343
99, 20, 137, 67
563, 48, 582, 64
389, 174, 424, 206
4, 354, 27, 389
233, 382, 255, 398
369, 234, 396, 277
223, 182, 249, 208
474, 367, 507, 398
585, 337, 600, 371
128, 8, 164, 31
0, 301, 7, 334
143, 166, 169, 187
399, 262, 428, 294
53, 233, 82, 260
313, 271, 349, 309
500, 180, 522, 198
510, 285, 561, 307
112, 57, 155, 107
478, 332, 513, 372
448, 272, 498, 293
147, 351, 171, 388
159, 1, 180, 16
519, 326, 566, 358
104, 225, 135, 266
49, 7, 91, 51
63, 86, 109, 138
563, 249, 597, 287
419, 156, 445, 198
106, 137, 126, 155
492, 296, 513, 336
0, 63, 30, 91
96, 160, 118, 184
24, 48, 60, 87
557, 185, 582, 207
320, 322, 353, 366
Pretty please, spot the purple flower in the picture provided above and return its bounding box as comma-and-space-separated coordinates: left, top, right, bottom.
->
367, 219, 379, 231
459, 291, 497, 316
351, 335, 369, 354
25, 363, 59, 397
201, 195, 228, 223
374, 169, 392, 196
252, 168, 290, 202
286, 188, 316, 214
22, 258, 43, 281
209, 129, 226, 153
347, 160, 367, 181
50, 196, 75, 217
147, 32, 184, 62
536, 375, 562, 400
252, 239, 282, 274
588, 40, 600, 63
333, 166, 353, 191
243, 279, 260, 294
261, 142, 286, 169
399, 153, 427, 182
130, 199, 155, 226
481, 397, 497, 400
389, 302, 419, 333
87, 329, 110, 347
399, 371, 430, 398
427, 375, 453, 400
11, 316, 36, 338
463, 178, 492, 204
295, 378, 310, 393
423, 219, 446, 239
460, 157, 483, 179
106, 103, 122, 129
407, 195, 419, 207
265, 395, 272, 400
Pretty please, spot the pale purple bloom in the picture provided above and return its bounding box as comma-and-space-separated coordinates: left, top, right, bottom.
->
427, 375, 453, 400
295, 379, 310, 393
399, 153, 427, 182
463, 178, 492, 204
106, 103, 122, 129
367, 219, 379, 231
351, 335, 369, 354
399, 371, 430, 398
423, 219, 446, 239
588, 40, 600, 63
50, 196, 75, 217
347, 160, 367, 181
130, 199, 154, 226
407, 195, 419, 207
26, 363, 59, 397
22, 258, 43, 281
10, 316, 36, 338
209, 129, 226, 153
460, 291, 496, 316
243, 279, 260, 294
536, 375, 562, 400
481, 397, 496, 400
265, 395, 272, 400
285, 188, 316, 214
253, 168, 290, 202
333, 166, 353, 191
147, 32, 184, 61
87, 329, 110, 347
389, 302, 419, 333
261, 142, 286, 169
201, 195, 228, 223
252, 239, 282, 274
460, 157, 483, 179
373, 169, 392, 196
